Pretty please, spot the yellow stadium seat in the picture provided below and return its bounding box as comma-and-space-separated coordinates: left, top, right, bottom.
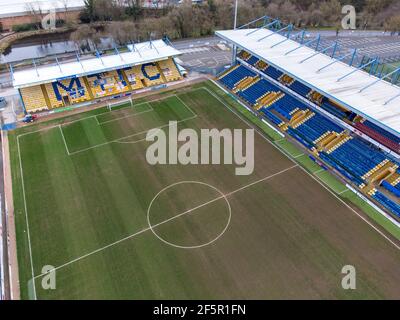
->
20, 85, 48, 112
158, 58, 182, 82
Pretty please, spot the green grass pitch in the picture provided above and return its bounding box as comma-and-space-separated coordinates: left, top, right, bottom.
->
9, 81, 400, 299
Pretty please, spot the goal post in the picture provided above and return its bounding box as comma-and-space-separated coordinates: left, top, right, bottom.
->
107, 97, 134, 111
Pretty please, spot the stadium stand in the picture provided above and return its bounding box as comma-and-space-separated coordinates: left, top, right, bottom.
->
124, 66, 145, 90
20, 85, 48, 112
289, 80, 312, 98
141, 62, 165, 86
218, 60, 400, 219
354, 120, 400, 153
49, 77, 92, 107
218, 65, 256, 90
13, 39, 183, 112
45, 82, 64, 109
216, 20, 400, 220
158, 58, 182, 82
263, 66, 284, 81
372, 191, 400, 217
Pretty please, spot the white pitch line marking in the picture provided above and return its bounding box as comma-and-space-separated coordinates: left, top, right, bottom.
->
32, 165, 298, 279
58, 125, 70, 156
209, 80, 400, 251
96, 103, 154, 125
16, 135, 37, 300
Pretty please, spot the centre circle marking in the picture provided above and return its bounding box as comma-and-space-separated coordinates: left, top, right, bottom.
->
147, 181, 232, 249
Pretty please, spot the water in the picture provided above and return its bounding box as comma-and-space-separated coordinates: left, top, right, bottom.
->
0, 32, 114, 64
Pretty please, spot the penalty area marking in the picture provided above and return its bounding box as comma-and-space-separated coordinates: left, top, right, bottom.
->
58, 93, 199, 154
95, 102, 154, 125
59, 114, 198, 155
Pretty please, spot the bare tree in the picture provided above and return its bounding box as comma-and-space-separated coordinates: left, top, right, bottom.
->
25, 2, 45, 28
59, 0, 69, 23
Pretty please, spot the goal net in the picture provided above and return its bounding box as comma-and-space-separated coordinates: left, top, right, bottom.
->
107, 97, 133, 111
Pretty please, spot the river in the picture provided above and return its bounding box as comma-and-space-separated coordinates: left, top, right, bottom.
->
0, 32, 114, 64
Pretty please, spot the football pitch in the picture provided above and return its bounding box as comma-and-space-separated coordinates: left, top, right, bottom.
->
8, 81, 400, 299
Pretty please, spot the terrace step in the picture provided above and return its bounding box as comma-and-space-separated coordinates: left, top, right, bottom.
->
233, 76, 254, 93
369, 164, 397, 185
255, 60, 268, 71
290, 109, 315, 129
218, 64, 240, 80
325, 134, 351, 154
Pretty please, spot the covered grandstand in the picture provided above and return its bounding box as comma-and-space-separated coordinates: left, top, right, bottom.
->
11, 39, 184, 113
216, 17, 400, 221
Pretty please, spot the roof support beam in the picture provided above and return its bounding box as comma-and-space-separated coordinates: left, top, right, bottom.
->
150, 40, 160, 54
314, 36, 321, 51
75, 52, 84, 70
359, 66, 400, 92
239, 15, 270, 29
331, 42, 338, 58
257, 24, 292, 42
94, 45, 105, 65
384, 92, 400, 105
392, 69, 400, 84
299, 42, 339, 64
284, 34, 320, 56
32, 59, 39, 77
368, 58, 378, 75
270, 25, 294, 48
337, 58, 377, 82
9, 64, 14, 81
114, 45, 124, 61
55, 55, 62, 73
288, 30, 306, 44
246, 19, 279, 36
349, 49, 358, 67
317, 49, 356, 73
130, 41, 143, 58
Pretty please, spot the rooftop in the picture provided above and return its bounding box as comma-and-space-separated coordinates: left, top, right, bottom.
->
12, 39, 181, 88
216, 28, 400, 136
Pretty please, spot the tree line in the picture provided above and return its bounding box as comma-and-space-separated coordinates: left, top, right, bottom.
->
69, 0, 400, 49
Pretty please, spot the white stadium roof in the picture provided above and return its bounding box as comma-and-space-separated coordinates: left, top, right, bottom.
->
0, 0, 85, 18
216, 28, 400, 137
12, 39, 181, 88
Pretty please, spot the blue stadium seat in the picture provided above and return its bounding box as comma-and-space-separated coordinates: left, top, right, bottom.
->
52, 78, 86, 101
220, 65, 256, 90
328, 138, 387, 179
290, 81, 311, 98
141, 63, 161, 81
373, 191, 400, 218
364, 120, 400, 144
247, 56, 259, 66
381, 180, 400, 197
263, 66, 283, 80
295, 113, 342, 143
